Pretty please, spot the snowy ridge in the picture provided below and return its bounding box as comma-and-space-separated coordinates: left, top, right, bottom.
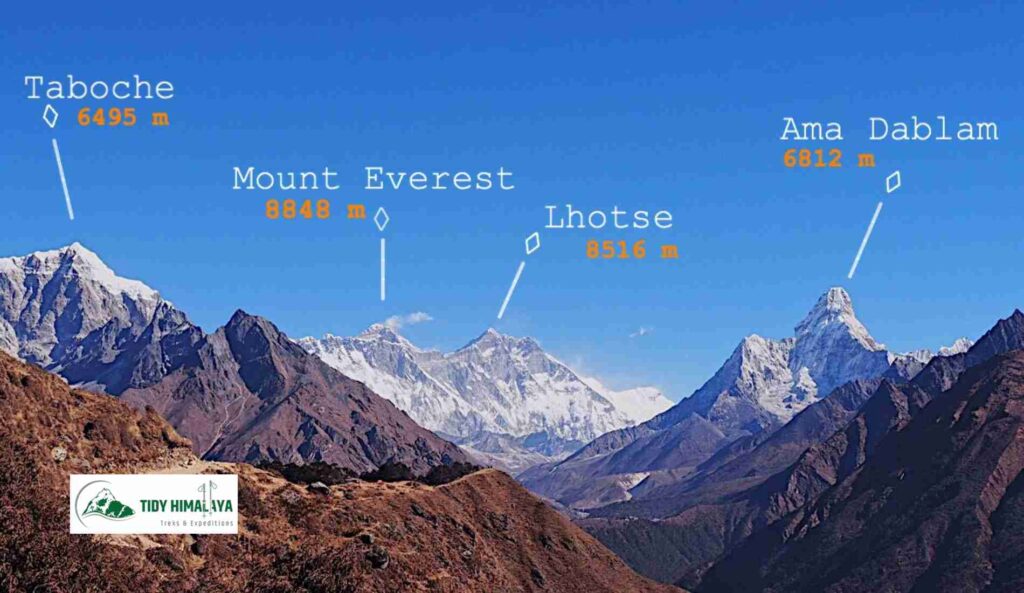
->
581, 376, 673, 424
299, 325, 671, 471
939, 337, 974, 356
897, 337, 975, 366
0, 243, 200, 394
0, 242, 159, 301
688, 287, 895, 429
297, 326, 482, 438
519, 286, 942, 510
658, 288, 971, 439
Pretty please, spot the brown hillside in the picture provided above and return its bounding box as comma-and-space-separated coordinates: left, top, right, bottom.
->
0, 351, 680, 593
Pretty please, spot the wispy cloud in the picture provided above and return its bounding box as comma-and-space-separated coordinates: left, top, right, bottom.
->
629, 326, 654, 339
384, 311, 434, 330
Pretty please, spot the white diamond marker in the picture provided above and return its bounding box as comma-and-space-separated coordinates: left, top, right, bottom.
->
374, 208, 390, 300
525, 232, 541, 255
43, 104, 59, 128
886, 170, 901, 194
374, 207, 390, 231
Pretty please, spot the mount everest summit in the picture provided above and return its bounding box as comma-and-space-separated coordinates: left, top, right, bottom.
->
298, 325, 673, 472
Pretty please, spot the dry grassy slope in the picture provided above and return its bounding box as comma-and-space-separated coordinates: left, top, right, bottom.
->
229, 466, 682, 592
0, 352, 680, 593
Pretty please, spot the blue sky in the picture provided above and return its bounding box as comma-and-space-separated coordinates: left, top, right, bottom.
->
2, 2, 1022, 400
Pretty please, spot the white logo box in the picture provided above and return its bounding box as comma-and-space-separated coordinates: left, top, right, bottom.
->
70, 474, 238, 534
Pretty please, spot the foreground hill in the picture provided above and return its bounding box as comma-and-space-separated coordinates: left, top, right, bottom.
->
0, 351, 681, 593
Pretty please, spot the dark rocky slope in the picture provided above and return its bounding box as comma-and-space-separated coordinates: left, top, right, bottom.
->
701, 350, 1024, 593
522, 288, 902, 510
123, 310, 468, 474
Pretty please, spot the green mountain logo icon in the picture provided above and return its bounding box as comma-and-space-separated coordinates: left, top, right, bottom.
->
81, 487, 135, 520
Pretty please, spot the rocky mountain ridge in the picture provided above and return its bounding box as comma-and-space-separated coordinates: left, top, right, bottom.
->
299, 323, 672, 472
122, 310, 468, 474
0, 243, 469, 475
0, 243, 203, 394
520, 287, 966, 510
583, 310, 1024, 588
702, 345, 1024, 593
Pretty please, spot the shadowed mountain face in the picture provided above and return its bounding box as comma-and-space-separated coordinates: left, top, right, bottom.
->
701, 349, 1024, 593
0, 351, 682, 593
0, 244, 670, 476
578, 379, 883, 584
123, 310, 468, 474
575, 310, 1022, 589
0, 244, 465, 474
0, 243, 203, 394
576, 311, 1022, 587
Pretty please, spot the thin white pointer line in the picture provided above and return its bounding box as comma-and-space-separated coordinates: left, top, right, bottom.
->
52, 138, 75, 221
848, 201, 884, 279
497, 261, 526, 320
380, 238, 386, 301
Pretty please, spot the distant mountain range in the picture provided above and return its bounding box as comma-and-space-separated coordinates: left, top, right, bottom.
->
8, 242, 1024, 592
575, 311, 1020, 587
0, 243, 669, 474
523, 302, 1023, 591
121, 310, 467, 473
520, 287, 971, 511
299, 324, 672, 472
698, 310, 1024, 593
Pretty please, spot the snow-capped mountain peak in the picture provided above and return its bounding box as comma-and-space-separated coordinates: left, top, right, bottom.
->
0, 243, 200, 394
896, 337, 976, 367
581, 376, 673, 424
688, 287, 893, 429
794, 286, 882, 351
300, 325, 668, 471
354, 323, 421, 349
0, 242, 160, 302
460, 326, 525, 350
939, 337, 974, 356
